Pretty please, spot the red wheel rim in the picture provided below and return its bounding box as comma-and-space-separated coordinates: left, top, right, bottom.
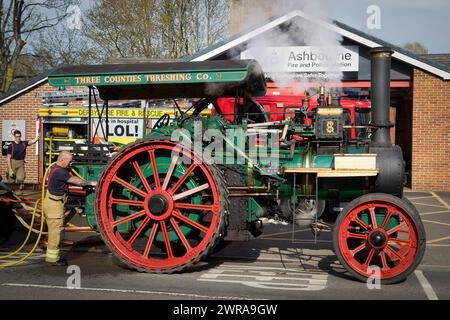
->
96, 141, 221, 271
338, 200, 419, 280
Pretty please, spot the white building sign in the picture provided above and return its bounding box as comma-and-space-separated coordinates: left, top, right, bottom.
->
2, 120, 26, 141
2, 120, 26, 156
241, 46, 359, 73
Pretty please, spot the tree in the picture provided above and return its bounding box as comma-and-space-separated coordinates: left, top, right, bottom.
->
402, 42, 429, 55
82, 0, 161, 60
0, 0, 78, 93
32, 28, 98, 72
83, 0, 230, 61
204, 0, 228, 46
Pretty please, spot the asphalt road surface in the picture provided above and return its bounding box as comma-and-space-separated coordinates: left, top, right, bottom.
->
1, 191, 449, 300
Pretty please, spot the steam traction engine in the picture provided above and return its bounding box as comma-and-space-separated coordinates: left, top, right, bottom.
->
46, 47, 425, 283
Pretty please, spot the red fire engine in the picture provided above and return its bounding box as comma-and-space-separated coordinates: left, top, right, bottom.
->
216, 93, 371, 140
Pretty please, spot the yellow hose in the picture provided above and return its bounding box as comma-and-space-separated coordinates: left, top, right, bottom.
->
0, 163, 56, 268
70, 166, 83, 179
48, 136, 53, 167
0, 199, 41, 259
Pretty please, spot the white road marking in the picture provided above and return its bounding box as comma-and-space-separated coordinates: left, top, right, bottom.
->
1, 283, 262, 300
414, 270, 438, 300
420, 210, 450, 216
430, 192, 450, 211
407, 196, 434, 200
0, 252, 44, 256
412, 202, 445, 209
422, 219, 450, 227
0, 253, 45, 265
427, 235, 450, 244
0, 260, 39, 265
198, 263, 328, 291
211, 254, 301, 262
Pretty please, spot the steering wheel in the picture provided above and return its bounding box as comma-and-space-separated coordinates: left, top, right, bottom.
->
153, 114, 170, 130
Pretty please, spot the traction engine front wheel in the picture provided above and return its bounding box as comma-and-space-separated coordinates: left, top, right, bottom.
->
333, 193, 426, 284
96, 138, 228, 273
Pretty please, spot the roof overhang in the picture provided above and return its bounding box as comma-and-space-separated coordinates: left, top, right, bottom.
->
0, 77, 48, 105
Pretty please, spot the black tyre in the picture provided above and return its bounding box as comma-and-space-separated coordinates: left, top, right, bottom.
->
95, 138, 229, 273
333, 193, 426, 284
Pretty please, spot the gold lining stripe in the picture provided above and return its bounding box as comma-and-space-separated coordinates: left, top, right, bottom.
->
284, 168, 379, 177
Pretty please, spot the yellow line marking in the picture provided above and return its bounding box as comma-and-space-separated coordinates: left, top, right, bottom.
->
408, 196, 434, 200
257, 237, 332, 243
427, 235, 450, 244
422, 219, 450, 227
430, 192, 450, 211
420, 210, 450, 216
260, 228, 309, 238
412, 202, 446, 209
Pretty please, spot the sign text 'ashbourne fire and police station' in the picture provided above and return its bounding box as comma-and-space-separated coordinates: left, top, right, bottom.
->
241, 46, 359, 73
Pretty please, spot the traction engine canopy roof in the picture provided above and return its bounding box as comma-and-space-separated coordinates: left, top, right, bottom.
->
48, 60, 266, 100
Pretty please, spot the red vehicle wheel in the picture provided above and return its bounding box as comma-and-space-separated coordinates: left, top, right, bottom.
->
96, 138, 228, 273
333, 193, 426, 284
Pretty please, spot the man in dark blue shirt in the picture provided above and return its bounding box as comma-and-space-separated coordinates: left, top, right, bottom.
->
6, 130, 38, 191
44, 150, 96, 266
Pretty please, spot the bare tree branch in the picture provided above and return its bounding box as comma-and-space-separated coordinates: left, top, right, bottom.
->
0, 0, 78, 93
83, 0, 230, 61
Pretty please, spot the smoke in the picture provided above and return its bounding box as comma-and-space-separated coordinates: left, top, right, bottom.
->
205, 82, 226, 97
237, 0, 344, 93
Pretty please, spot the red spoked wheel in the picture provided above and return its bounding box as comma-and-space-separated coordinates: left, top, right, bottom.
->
95, 138, 228, 273
333, 193, 426, 284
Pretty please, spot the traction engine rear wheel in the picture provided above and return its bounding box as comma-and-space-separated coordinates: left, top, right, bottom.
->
96, 138, 228, 273
333, 193, 426, 284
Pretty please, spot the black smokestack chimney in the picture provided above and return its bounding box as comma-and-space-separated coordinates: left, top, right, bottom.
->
369, 47, 393, 147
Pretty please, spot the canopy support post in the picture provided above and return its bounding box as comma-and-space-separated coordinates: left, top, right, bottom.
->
91, 88, 109, 143
88, 87, 92, 143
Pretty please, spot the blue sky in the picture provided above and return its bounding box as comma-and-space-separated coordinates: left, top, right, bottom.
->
77, 0, 450, 54
317, 0, 450, 53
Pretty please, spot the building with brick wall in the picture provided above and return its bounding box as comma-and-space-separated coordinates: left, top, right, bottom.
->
0, 9, 449, 191
412, 69, 450, 190
0, 80, 85, 185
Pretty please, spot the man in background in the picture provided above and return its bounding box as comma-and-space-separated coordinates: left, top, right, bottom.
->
6, 130, 39, 192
